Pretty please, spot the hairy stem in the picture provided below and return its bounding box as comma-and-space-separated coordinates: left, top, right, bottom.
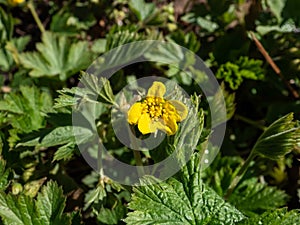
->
28, 1, 45, 34
129, 127, 145, 177
98, 140, 104, 179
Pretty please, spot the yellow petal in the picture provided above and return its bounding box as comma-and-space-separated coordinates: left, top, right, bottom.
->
127, 102, 143, 125
8, 0, 24, 5
164, 116, 178, 135
169, 100, 188, 121
147, 81, 166, 98
138, 114, 155, 134
149, 119, 166, 132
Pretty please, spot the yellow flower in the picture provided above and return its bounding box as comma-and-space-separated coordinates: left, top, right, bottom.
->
8, 0, 25, 6
127, 81, 188, 135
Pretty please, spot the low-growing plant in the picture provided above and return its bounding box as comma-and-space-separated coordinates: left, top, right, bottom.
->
0, 0, 299, 224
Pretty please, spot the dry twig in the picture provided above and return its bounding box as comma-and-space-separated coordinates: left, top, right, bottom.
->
250, 32, 299, 99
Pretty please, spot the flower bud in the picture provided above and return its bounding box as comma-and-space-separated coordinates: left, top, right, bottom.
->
12, 182, 23, 195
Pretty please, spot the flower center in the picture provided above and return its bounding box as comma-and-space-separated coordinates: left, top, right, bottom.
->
141, 97, 168, 120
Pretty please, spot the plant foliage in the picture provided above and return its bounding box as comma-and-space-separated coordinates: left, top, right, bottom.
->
0, 181, 72, 225
0, 0, 299, 224
125, 155, 245, 225
19, 32, 95, 80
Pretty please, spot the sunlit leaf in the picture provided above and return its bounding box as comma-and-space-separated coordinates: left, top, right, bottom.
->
216, 56, 264, 90
237, 208, 300, 225
129, 0, 157, 23
229, 178, 289, 216
125, 154, 245, 224
0, 181, 71, 225
0, 36, 30, 71
0, 86, 52, 148
253, 113, 300, 160
19, 32, 95, 81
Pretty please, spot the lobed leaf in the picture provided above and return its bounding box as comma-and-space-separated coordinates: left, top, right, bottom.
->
125, 154, 245, 225
19, 32, 94, 81
237, 208, 300, 225
216, 56, 264, 90
0, 181, 71, 225
0, 85, 52, 148
229, 178, 289, 216
253, 113, 300, 160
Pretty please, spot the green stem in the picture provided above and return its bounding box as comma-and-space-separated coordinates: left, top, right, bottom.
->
27, 1, 45, 34
235, 114, 267, 131
224, 151, 256, 199
98, 141, 104, 179
129, 127, 145, 177
133, 150, 143, 167
133, 151, 145, 177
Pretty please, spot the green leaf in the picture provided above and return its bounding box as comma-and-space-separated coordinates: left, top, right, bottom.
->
181, 13, 220, 33
216, 56, 264, 90
125, 154, 245, 224
196, 16, 219, 32
229, 178, 289, 216
18, 125, 93, 149
0, 85, 52, 121
37, 126, 77, 148
84, 185, 106, 210
19, 32, 95, 81
202, 154, 289, 216
82, 171, 99, 188
267, 0, 286, 23
0, 193, 38, 225
201, 155, 243, 197
223, 85, 236, 121
0, 36, 30, 72
0, 181, 71, 225
53, 142, 76, 161
253, 113, 300, 160
129, 0, 157, 23
50, 7, 96, 35
167, 30, 201, 52
35, 181, 71, 225
17, 125, 94, 162
80, 72, 115, 105
97, 203, 127, 225
0, 159, 10, 191
54, 73, 115, 109
238, 208, 300, 225
50, 11, 78, 35
23, 178, 47, 198
91, 38, 107, 54
87, 31, 158, 79
0, 86, 52, 147
16, 128, 63, 148
0, 7, 13, 42
256, 18, 298, 35
105, 25, 159, 51
54, 87, 81, 109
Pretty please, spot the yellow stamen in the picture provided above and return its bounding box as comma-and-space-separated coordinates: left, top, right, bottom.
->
127, 82, 188, 135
